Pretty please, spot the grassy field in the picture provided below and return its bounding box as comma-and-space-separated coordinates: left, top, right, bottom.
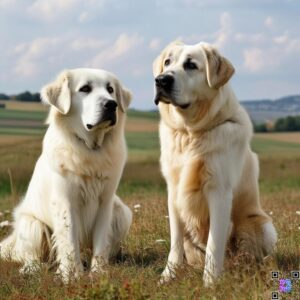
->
0, 104, 299, 299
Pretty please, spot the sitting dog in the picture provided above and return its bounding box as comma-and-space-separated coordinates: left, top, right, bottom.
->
0, 68, 132, 282
153, 41, 277, 285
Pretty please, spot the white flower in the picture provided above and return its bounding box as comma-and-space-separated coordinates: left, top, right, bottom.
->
269, 211, 273, 215
0, 220, 12, 228
134, 209, 139, 213
296, 211, 300, 215
133, 204, 141, 209
155, 239, 166, 244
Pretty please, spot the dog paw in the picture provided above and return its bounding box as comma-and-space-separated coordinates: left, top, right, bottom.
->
158, 266, 176, 285
56, 264, 83, 284
203, 269, 215, 287
19, 262, 41, 275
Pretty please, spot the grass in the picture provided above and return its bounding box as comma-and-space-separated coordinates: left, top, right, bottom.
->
0, 106, 299, 298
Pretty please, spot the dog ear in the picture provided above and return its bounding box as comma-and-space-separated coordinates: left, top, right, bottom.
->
153, 40, 183, 77
202, 45, 235, 89
41, 71, 71, 115
116, 83, 132, 113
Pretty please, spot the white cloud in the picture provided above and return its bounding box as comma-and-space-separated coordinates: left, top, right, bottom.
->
235, 33, 265, 44
71, 38, 107, 51
149, 38, 161, 51
78, 11, 89, 23
88, 33, 144, 68
13, 37, 61, 77
0, 0, 15, 8
243, 47, 279, 72
213, 12, 232, 49
29, 0, 78, 21
264, 16, 274, 28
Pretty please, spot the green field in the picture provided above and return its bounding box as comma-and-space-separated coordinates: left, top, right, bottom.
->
0, 106, 299, 299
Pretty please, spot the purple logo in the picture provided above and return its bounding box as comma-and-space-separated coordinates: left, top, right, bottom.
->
279, 279, 292, 293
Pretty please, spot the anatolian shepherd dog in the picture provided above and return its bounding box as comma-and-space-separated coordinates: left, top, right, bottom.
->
153, 41, 277, 286
0, 68, 132, 282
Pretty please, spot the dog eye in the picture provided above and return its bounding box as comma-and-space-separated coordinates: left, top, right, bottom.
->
79, 85, 92, 93
107, 85, 114, 94
164, 59, 171, 66
183, 60, 197, 70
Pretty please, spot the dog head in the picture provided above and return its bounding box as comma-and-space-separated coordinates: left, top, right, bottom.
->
153, 41, 235, 109
41, 68, 131, 132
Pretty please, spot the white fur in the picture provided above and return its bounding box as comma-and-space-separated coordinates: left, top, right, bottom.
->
0, 68, 132, 282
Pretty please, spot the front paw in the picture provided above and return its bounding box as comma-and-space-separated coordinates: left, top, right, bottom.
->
19, 262, 41, 275
203, 269, 215, 287
159, 265, 177, 285
91, 255, 108, 273
56, 263, 83, 284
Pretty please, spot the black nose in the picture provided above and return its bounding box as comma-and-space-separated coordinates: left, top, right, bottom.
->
155, 74, 174, 91
104, 100, 118, 111
86, 124, 93, 130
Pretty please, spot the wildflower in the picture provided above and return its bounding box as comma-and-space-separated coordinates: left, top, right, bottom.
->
155, 239, 166, 244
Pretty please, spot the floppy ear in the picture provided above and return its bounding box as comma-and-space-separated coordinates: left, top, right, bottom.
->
202, 45, 235, 89
41, 71, 71, 115
116, 83, 132, 113
153, 40, 183, 77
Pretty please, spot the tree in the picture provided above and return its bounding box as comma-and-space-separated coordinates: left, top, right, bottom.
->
0, 93, 9, 100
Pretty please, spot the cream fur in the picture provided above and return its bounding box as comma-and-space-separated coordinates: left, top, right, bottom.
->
153, 42, 277, 286
0, 68, 132, 283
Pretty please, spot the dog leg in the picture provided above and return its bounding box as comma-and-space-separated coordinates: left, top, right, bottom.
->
160, 187, 184, 284
91, 187, 116, 273
52, 203, 83, 283
203, 189, 232, 287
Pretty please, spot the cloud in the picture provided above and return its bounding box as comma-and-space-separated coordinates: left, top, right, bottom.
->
88, 33, 144, 68
78, 11, 89, 23
13, 37, 60, 77
213, 12, 232, 48
264, 16, 274, 28
29, 0, 78, 21
0, 0, 15, 8
149, 38, 161, 51
70, 38, 107, 51
243, 48, 268, 72
235, 33, 265, 44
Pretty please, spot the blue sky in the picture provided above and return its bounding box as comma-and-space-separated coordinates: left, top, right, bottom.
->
0, 0, 299, 109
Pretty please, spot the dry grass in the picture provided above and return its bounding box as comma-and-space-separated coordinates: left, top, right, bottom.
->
0, 100, 47, 112
0, 131, 299, 298
256, 132, 300, 144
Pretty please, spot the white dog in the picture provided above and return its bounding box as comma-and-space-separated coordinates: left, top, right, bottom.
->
0, 68, 132, 282
153, 41, 277, 286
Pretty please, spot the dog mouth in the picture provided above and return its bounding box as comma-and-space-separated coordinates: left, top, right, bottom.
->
154, 91, 190, 109
86, 113, 116, 131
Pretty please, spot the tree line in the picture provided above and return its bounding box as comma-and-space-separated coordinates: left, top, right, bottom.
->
254, 115, 300, 132
0, 91, 40, 102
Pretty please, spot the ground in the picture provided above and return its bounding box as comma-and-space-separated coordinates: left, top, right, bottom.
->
0, 103, 299, 299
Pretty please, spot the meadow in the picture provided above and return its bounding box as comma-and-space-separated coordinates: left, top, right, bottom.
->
0, 102, 299, 299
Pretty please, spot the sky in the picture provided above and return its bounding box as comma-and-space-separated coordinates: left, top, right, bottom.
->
0, 0, 299, 110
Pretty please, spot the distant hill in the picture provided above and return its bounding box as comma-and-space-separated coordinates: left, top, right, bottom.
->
241, 95, 300, 124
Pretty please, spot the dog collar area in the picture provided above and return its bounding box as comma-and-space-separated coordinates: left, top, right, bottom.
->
75, 134, 101, 151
